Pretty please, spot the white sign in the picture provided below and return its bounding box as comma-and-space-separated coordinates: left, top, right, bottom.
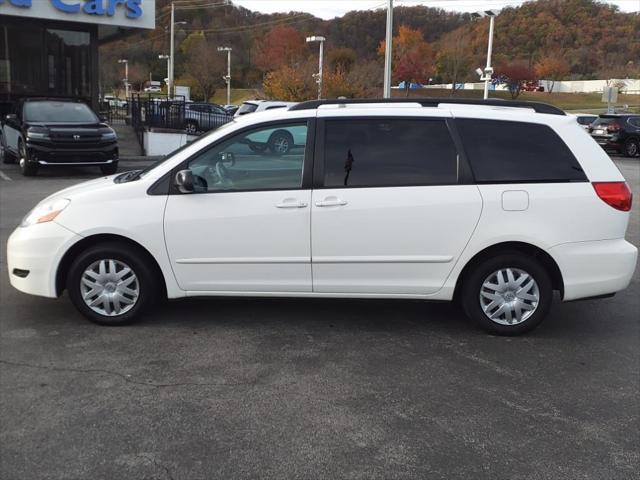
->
0, 0, 156, 30
175, 85, 190, 102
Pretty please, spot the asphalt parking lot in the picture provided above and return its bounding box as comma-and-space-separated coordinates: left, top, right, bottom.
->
0, 156, 638, 480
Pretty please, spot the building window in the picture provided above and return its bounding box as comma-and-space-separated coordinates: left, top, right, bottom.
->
46, 29, 91, 98
0, 24, 44, 96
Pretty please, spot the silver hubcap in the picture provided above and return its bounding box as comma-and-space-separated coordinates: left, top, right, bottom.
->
628, 142, 638, 156
186, 123, 197, 133
81, 259, 139, 317
480, 268, 539, 325
274, 137, 289, 153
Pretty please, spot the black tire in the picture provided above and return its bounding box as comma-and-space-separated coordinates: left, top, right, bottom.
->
18, 139, 37, 176
185, 120, 199, 135
100, 162, 118, 175
1, 131, 16, 164
66, 241, 160, 326
460, 252, 553, 336
623, 138, 639, 158
268, 130, 293, 156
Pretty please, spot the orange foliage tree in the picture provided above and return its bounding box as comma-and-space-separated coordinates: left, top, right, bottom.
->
534, 55, 570, 92
252, 25, 308, 73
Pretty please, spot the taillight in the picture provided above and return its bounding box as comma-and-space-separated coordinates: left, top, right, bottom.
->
607, 122, 621, 132
592, 182, 632, 211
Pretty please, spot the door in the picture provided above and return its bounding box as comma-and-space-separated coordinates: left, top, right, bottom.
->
2, 104, 21, 153
311, 117, 482, 295
164, 121, 313, 292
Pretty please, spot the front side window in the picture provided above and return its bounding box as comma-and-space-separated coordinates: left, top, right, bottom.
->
457, 119, 587, 183
187, 122, 307, 192
323, 119, 458, 188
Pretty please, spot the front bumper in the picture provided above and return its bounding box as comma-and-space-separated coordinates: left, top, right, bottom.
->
7, 221, 82, 298
549, 239, 638, 301
26, 140, 118, 165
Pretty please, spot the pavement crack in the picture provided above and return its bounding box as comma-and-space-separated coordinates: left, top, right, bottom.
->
0, 358, 252, 389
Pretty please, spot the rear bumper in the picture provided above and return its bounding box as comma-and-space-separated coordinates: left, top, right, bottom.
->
26, 141, 118, 165
7, 221, 81, 298
549, 239, 637, 301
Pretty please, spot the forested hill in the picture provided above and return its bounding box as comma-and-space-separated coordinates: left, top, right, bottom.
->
100, 0, 639, 91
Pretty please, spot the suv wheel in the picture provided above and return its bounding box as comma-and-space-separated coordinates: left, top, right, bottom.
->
268, 130, 293, 155
461, 253, 552, 335
185, 120, 199, 134
100, 162, 118, 175
18, 139, 38, 176
1, 132, 16, 164
66, 242, 159, 326
624, 138, 639, 157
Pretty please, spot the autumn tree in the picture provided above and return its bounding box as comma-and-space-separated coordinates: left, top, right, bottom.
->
182, 37, 224, 101
328, 47, 357, 73
252, 25, 308, 73
534, 55, 570, 92
263, 63, 314, 101
436, 29, 471, 94
493, 62, 535, 99
378, 25, 434, 96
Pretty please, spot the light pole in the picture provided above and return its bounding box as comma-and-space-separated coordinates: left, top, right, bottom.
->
217, 47, 232, 105
117, 59, 128, 100
306, 36, 326, 100
158, 54, 170, 94
473, 10, 499, 100
169, 2, 187, 98
383, 0, 394, 98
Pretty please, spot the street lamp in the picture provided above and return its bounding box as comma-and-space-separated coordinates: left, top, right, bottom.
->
158, 54, 170, 94
383, 0, 394, 98
217, 47, 232, 106
169, 2, 188, 98
117, 59, 129, 100
306, 36, 326, 100
472, 10, 499, 100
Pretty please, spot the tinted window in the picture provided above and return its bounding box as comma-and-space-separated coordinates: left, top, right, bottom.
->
577, 116, 596, 125
187, 122, 307, 192
323, 119, 458, 187
23, 101, 97, 123
456, 119, 586, 183
627, 117, 640, 128
237, 102, 258, 115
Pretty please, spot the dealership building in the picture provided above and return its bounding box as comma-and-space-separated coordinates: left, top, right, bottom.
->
0, 0, 156, 114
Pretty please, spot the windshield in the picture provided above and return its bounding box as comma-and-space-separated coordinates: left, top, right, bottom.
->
24, 101, 98, 123
237, 102, 258, 115
136, 120, 238, 179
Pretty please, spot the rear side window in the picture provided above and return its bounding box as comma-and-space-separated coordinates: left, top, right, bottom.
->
323, 119, 458, 187
456, 119, 587, 183
628, 117, 640, 128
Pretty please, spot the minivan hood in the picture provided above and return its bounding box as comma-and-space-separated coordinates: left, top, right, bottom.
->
40, 174, 121, 204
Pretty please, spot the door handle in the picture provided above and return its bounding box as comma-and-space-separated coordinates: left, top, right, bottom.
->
315, 198, 348, 207
276, 200, 308, 209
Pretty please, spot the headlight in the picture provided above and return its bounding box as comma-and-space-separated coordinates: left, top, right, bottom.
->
21, 198, 71, 227
26, 130, 50, 140
101, 131, 117, 141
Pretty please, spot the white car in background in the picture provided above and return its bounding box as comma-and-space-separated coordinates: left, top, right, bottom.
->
234, 100, 297, 117
6, 98, 637, 335
572, 113, 598, 130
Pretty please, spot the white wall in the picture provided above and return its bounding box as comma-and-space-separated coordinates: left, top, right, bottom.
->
540, 79, 640, 93
144, 131, 198, 156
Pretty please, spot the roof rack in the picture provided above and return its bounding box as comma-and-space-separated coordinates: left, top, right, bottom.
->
289, 97, 566, 116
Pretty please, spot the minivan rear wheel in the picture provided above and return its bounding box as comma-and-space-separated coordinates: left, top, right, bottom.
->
461, 253, 552, 335
66, 242, 159, 325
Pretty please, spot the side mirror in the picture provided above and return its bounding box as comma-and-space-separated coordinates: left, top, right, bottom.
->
174, 169, 194, 194
5, 114, 16, 121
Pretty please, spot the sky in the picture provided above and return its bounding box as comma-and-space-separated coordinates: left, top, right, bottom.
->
233, 0, 640, 19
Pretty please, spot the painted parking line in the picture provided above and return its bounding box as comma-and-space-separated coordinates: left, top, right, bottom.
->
0, 170, 12, 181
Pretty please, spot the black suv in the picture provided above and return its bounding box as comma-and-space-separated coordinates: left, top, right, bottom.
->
0, 98, 119, 176
589, 114, 640, 157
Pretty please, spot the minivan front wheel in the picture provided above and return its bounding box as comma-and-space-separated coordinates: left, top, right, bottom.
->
66, 242, 159, 325
461, 253, 552, 335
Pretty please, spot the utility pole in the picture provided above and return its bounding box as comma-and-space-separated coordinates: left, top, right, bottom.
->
306, 36, 325, 100
159, 54, 170, 93
383, 0, 393, 98
118, 59, 128, 100
218, 47, 232, 105
169, 1, 174, 98
483, 14, 495, 100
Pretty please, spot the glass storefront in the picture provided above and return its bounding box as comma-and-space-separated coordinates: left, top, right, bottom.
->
0, 18, 96, 114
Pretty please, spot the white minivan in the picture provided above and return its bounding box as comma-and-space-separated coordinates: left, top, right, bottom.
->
7, 99, 637, 335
